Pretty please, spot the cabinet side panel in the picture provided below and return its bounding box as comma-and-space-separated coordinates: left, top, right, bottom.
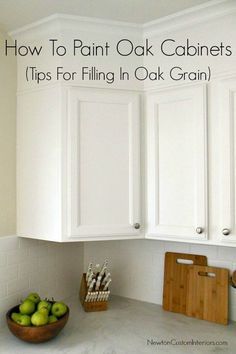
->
17, 87, 62, 241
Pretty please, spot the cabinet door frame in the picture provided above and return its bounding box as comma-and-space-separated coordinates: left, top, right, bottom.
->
218, 78, 236, 243
146, 84, 208, 241
66, 87, 141, 240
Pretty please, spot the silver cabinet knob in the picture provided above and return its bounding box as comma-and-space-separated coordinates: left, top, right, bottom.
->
134, 223, 140, 229
222, 228, 230, 236
196, 227, 203, 234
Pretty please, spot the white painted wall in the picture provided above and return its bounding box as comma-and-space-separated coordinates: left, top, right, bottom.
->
84, 240, 236, 321
0, 30, 16, 236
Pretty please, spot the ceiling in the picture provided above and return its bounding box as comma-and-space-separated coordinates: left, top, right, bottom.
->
0, 0, 212, 32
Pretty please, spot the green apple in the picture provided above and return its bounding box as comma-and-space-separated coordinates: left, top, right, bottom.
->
19, 299, 35, 315
51, 302, 67, 318
18, 315, 31, 326
11, 312, 22, 323
37, 300, 52, 312
31, 311, 48, 326
26, 292, 41, 304
38, 307, 49, 316
48, 315, 58, 324
12, 313, 31, 326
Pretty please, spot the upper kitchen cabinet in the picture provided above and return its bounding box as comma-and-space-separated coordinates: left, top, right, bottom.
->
146, 84, 208, 242
17, 87, 142, 241
215, 78, 236, 244
67, 88, 141, 239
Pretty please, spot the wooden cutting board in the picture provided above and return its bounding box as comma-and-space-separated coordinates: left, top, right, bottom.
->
186, 265, 229, 325
163, 252, 207, 314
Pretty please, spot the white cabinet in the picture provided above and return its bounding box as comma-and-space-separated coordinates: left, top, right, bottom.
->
17, 86, 142, 242
146, 85, 208, 241
67, 88, 141, 239
17, 80, 236, 246
217, 78, 236, 243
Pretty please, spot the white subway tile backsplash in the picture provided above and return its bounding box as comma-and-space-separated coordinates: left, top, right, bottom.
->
164, 241, 190, 253
230, 306, 236, 323
1, 235, 236, 325
0, 236, 84, 326
229, 286, 236, 304
38, 254, 57, 268
217, 247, 236, 262
111, 272, 132, 298
232, 263, 236, 273
18, 258, 39, 277
0, 283, 7, 298
131, 274, 154, 302
7, 276, 29, 296
39, 284, 57, 300
0, 265, 18, 282
148, 240, 165, 254
7, 248, 28, 265
208, 259, 233, 270
28, 267, 49, 284
152, 252, 165, 269
28, 244, 49, 258
0, 252, 7, 267
18, 237, 40, 249
149, 286, 163, 305
28, 279, 41, 294
0, 236, 19, 251
84, 239, 236, 321
0, 294, 21, 319
189, 244, 218, 259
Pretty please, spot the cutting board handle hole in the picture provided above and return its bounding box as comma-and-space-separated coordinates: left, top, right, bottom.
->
176, 259, 194, 265
198, 271, 216, 278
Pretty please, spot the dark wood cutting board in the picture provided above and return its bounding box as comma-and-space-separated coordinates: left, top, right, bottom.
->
186, 265, 229, 325
163, 252, 207, 314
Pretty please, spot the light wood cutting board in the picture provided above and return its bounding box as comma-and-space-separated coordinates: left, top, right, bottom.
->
163, 252, 207, 314
186, 265, 229, 325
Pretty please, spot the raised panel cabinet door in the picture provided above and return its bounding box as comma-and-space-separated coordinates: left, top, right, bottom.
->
67, 88, 141, 239
218, 78, 236, 243
146, 84, 208, 241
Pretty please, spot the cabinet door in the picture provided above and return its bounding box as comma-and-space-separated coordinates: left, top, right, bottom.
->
67, 88, 141, 239
218, 78, 236, 243
146, 85, 207, 241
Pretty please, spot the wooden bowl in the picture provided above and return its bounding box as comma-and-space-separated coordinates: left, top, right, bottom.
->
6, 305, 69, 343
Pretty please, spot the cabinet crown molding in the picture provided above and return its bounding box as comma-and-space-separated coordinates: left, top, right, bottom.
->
143, 0, 236, 38
9, 0, 236, 40
9, 14, 142, 40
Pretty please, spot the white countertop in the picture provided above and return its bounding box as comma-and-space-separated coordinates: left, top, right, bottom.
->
0, 295, 236, 354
